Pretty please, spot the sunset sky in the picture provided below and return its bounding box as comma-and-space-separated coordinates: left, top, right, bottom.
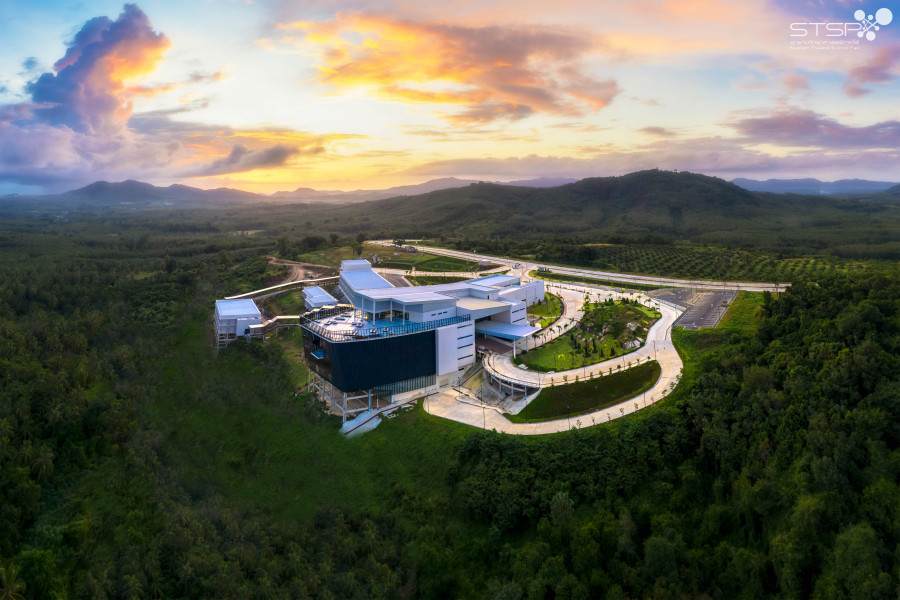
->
1, 0, 899, 194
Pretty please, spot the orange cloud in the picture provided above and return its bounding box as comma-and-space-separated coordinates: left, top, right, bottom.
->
26, 4, 170, 135
272, 14, 619, 124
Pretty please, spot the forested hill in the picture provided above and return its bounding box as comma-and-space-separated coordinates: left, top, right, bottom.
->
0, 218, 898, 597
307, 169, 900, 254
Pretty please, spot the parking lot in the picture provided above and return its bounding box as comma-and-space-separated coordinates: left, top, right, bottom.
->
649, 288, 698, 309
674, 290, 738, 330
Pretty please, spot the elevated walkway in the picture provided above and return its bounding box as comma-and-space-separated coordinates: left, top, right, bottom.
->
225, 276, 339, 301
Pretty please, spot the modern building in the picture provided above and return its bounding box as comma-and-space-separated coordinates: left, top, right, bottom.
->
301, 259, 544, 421
215, 299, 262, 348
302, 285, 338, 309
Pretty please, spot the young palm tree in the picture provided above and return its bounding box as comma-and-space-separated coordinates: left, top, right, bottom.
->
0, 562, 26, 600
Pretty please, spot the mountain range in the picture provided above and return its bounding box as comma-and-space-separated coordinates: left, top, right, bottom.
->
293, 170, 900, 257
0, 176, 579, 210
5, 173, 900, 211
730, 178, 898, 195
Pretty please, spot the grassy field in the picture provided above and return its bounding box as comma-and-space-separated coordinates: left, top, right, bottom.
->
292, 243, 485, 273
531, 270, 666, 292
409, 275, 470, 285
263, 290, 306, 315
672, 290, 764, 384
527, 292, 564, 328
506, 361, 661, 423
517, 300, 658, 371
377, 252, 494, 272
293, 243, 384, 268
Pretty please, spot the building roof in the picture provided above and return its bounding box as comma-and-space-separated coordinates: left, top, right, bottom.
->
358, 289, 457, 304
215, 299, 261, 318
303, 286, 337, 303
468, 274, 518, 288
455, 297, 511, 311
341, 259, 374, 271
353, 278, 500, 297
341, 268, 394, 291
344, 266, 529, 307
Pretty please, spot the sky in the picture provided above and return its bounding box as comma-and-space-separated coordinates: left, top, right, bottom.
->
0, 0, 899, 195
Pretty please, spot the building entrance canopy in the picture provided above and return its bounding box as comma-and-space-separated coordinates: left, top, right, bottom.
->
474, 321, 539, 340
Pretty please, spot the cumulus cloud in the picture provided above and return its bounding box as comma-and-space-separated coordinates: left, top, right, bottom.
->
270, 14, 618, 123
726, 107, 900, 148
0, 5, 176, 189
0, 5, 347, 191
25, 3, 170, 135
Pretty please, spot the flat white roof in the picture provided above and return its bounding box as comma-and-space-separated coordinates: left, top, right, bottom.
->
215, 299, 261, 318
456, 297, 510, 311
360, 290, 457, 304
469, 274, 518, 288
341, 259, 374, 271
303, 286, 337, 303
344, 266, 528, 308
342, 269, 394, 290
353, 277, 510, 298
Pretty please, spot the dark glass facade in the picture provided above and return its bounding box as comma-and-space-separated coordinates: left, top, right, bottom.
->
302, 327, 436, 392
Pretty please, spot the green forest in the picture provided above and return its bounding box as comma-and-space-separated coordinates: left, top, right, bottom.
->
1, 204, 898, 598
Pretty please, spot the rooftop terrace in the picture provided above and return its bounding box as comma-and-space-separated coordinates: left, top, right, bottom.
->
301, 306, 470, 342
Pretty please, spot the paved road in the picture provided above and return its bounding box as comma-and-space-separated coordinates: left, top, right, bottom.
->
373, 266, 510, 280
372, 241, 789, 292
382, 273, 412, 287
674, 290, 738, 330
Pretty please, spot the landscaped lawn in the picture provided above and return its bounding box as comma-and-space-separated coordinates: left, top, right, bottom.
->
516, 299, 659, 372
506, 361, 661, 423
527, 292, 564, 328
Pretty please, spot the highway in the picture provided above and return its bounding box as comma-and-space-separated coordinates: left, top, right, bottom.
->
373, 241, 788, 292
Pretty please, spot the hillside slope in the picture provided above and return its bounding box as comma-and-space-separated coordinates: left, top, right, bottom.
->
307, 170, 900, 252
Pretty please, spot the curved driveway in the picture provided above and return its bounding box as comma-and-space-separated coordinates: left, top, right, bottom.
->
424, 282, 686, 434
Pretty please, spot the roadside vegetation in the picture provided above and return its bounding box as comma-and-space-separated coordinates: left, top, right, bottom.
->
506, 361, 661, 423
532, 268, 668, 291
